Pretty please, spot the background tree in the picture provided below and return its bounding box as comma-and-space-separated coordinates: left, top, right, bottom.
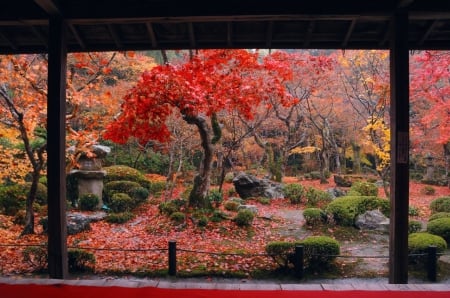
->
410, 50, 450, 186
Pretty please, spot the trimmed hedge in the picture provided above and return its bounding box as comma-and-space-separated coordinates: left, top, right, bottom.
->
426, 217, 450, 243
103, 165, 152, 189
325, 195, 389, 226
109, 193, 134, 212
0, 182, 48, 215
408, 232, 447, 264
430, 196, 450, 214
349, 181, 379, 196
303, 208, 326, 225
429, 212, 450, 222
78, 193, 100, 211
265, 236, 340, 270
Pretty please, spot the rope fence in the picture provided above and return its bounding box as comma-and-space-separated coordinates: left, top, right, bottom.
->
1, 242, 449, 281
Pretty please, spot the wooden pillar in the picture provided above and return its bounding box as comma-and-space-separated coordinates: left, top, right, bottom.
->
47, 16, 68, 279
389, 11, 410, 284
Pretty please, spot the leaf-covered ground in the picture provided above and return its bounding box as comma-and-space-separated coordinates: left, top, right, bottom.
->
0, 178, 448, 277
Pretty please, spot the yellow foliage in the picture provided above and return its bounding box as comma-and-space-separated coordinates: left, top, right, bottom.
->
362, 117, 390, 171
289, 146, 320, 155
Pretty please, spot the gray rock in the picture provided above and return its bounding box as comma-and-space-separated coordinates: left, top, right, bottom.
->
40, 212, 107, 235
238, 204, 258, 214
326, 188, 346, 199
355, 210, 390, 233
232, 172, 284, 199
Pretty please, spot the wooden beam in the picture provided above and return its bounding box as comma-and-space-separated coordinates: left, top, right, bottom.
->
266, 20, 274, 48
46, 16, 68, 279
418, 19, 439, 46
303, 20, 315, 47
188, 22, 196, 48
227, 22, 233, 47
145, 22, 158, 48
342, 18, 357, 48
389, 11, 410, 284
34, 0, 62, 16
107, 24, 123, 48
68, 23, 86, 50
0, 31, 17, 50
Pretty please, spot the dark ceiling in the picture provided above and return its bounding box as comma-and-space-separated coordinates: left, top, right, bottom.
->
1, 0, 449, 54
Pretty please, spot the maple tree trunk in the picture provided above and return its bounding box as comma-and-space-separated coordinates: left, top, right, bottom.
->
351, 142, 362, 174
184, 114, 213, 209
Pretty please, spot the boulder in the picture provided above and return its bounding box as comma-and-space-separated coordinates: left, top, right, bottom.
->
326, 187, 346, 199
40, 212, 107, 235
232, 172, 284, 199
355, 210, 390, 233
333, 175, 352, 187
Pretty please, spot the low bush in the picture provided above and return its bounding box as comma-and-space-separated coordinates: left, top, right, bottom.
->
300, 236, 340, 269
325, 195, 389, 226
170, 211, 185, 224
426, 217, 450, 243
207, 189, 223, 207
409, 220, 422, 234
0, 182, 48, 216
304, 187, 332, 208
105, 212, 134, 224
109, 193, 134, 213
421, 185, 436, 195
349, 181, 378, 196
129, 186, 150, 203
233, 209, 254, 227
104, 180, 142, 201
149, 181, 166, 197
224, 200, 240, 211
68, 248, 95, 272
303, 208, 326, 225
78, 193, 100, 211
103, 165, 152, 189
283, 183, 305, 204
210, 210, 229, 222
265, 241, 295, 269
13, 209, 27, 225
429, 212, 450, 222
408, 232, 447, 265
430, 196, 450, 213
265, 236, 340, 271
22, 245, 47, 272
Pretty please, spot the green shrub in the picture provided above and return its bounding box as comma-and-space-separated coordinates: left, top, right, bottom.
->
196, 215, 209, 227
299, 236, 340, 269
283, 183, 305, 204
103, 165, 152, 189
149, 180, 166, 197
109, 193, 134, 212
68, 248, 95, 272
0, 182, 48, 216
207, 189, 223, 206
105, 212, 135, 224
78, 193, 100, 211
421, 185, 436, 195
325, 196, 389, 226
224, 172, 234, 183
257, 197, 271, 205
430, 196, 450, 213
13, 209, 27, 225
265, 241, 296, 269
303, 208, 326, 225
429, 212, 450, 222
408, 232, 447, 264
224, 200, 240, 211
304, 187, 332, 207
234, 209, 254, 227
409, 220, 422, 234
349, 181, 378, 196
104, 180, 142, 202
409, 205, 420, 217
210, 210, 228, 222
170, 211, 185, 224
22, 244, 48, 272
426, 217, 450, 243
129, 186, 150, 203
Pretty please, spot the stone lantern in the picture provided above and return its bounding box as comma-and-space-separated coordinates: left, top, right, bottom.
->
424, 153, 435, 181
69, 145, 110, 209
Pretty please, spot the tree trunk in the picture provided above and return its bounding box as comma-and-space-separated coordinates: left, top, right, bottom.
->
21, 170, 39, 235
184, 115, 213, 209
352, 142, 362, 174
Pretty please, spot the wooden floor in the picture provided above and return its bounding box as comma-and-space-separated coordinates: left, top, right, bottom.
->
1, 276, 449, 291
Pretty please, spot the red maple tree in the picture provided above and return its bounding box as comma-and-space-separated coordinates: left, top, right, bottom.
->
104, 49, 295, 208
